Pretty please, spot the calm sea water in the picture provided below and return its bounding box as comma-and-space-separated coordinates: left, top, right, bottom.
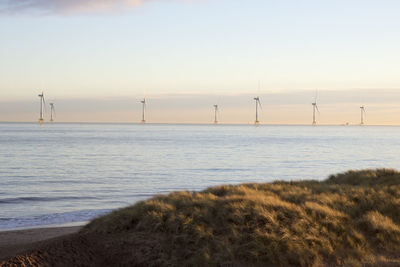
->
1, 123, 400, 230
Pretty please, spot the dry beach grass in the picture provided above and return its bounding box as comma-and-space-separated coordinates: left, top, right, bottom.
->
2, 169, 400, 266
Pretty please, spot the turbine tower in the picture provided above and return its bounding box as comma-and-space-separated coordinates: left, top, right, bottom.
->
50, 103, 55, 123
213, 104, 218, 124
254, 96, 262, 125
312, 92, 319, 125
38, 91, 45, 124
360, 106, 366, 125
140, 98, 146, 123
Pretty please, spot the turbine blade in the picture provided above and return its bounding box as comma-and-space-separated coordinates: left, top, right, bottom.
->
316, 104, 320, 114
258, 100, 262, 111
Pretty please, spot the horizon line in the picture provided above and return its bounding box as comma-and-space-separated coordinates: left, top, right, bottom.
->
1, 121, 399, 127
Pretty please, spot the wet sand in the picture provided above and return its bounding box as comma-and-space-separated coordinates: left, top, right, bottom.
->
0, 226, 82, 260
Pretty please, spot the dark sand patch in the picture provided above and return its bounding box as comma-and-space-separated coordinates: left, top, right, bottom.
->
0, 226, 82, 261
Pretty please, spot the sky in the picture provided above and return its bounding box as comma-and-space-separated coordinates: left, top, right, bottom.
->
1, 0, 400, 124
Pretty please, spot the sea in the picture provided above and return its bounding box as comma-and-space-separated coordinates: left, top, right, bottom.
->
1, 122, 400, 230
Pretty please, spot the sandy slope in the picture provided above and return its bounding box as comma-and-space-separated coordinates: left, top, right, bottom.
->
0, 226, 82, 261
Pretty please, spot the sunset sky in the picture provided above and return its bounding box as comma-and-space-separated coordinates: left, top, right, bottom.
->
1, 0, 400, 124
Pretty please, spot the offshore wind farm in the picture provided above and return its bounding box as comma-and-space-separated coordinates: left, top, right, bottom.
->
3, 0, 400, 265
5, 88, 395, 125
35, 91, 372, 126
2, 1, 400, 126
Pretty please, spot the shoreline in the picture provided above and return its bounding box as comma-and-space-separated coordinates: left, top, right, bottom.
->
0, 225, 83, 261
0, 221, 87, 233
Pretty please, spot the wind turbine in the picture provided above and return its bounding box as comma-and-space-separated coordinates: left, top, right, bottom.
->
213, 104, 218, 124
254, 96, 262, 125
38, 91, 45, 124
140, 98, 146, 123
312, 92, 320, 126
360, 106, 366, 125
50, 103, 55, 123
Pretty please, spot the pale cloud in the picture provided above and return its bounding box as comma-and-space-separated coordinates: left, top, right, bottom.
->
0, 0, 181, 14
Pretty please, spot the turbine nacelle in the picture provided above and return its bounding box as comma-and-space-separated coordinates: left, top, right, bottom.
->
312, 103, 320, 113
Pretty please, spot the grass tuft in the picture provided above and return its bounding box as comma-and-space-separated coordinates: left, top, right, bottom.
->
83, 169, 400, 266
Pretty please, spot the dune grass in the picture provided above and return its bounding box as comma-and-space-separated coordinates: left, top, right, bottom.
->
84, 169, 400, 266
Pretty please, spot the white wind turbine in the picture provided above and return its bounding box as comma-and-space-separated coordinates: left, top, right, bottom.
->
140, 98, 146, 123
360, 106, 366, 125
213, 104, 218, 124
312, 91, 320, 126
38, 91, 45, 124
254, 96, 262, 125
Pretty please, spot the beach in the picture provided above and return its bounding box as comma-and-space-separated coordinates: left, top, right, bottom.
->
0, 226, 82, 261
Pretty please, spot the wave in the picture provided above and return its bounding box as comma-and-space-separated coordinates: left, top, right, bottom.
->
0, 196, 99, 204
0, 209, 112, 230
